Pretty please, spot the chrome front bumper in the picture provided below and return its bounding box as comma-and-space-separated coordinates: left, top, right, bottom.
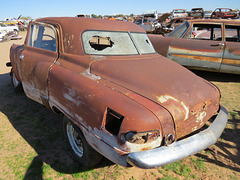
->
126, 105, 228, 169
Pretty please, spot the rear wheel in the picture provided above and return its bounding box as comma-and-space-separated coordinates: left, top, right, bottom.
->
63, 117, 102, 167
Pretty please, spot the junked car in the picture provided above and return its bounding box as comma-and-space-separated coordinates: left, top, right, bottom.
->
133, 11, 158, 33
170, 9, 188, 20
153, 16, 193, 34
204, 10, 212, 19
133, 17, 156, 33
148, 19, 240, 75
7, 17, 228, 169
189, 8, 204, 19
0, 24, 18, 34
211, 8, 238, 19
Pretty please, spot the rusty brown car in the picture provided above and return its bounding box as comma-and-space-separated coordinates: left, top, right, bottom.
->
7, 17, 228, 169
211, 8, 238, 19
149, 19, 240, 75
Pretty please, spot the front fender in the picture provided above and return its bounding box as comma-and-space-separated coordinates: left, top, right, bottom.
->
10, 44, 24, 82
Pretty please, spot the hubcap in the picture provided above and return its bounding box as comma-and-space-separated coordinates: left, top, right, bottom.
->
66, 122, 84, 157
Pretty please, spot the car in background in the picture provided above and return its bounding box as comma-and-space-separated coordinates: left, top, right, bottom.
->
211, 8, 238, 19
133, 10, 159, 33
204, 10, 212, 19
153, 16, 193, 34
170, 9, 188, 20
0, 24, 18, 34
148, 19, 240, 75
133, 17, 155, 32
189, 8, 204, 18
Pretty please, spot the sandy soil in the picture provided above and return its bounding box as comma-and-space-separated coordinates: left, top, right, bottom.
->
0, 32, 25, 75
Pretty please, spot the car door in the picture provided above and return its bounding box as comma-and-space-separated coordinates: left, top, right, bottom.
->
168, 22, 224, 71
220, 24, 240, 74
18, 22, 58, 106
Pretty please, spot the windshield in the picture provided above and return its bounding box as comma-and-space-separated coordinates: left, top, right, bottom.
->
168, 21, 190, 38
82, 30, 155, 55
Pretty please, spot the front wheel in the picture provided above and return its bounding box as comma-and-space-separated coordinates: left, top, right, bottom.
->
63, 117, 102, 167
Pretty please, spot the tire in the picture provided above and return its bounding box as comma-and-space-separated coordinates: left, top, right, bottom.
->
11, 69, 23, 92
63, 117, 102, 167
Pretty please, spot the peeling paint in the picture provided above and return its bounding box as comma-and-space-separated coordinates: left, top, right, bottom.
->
192, 126, 198, 131
82, 69, 101, 80
156, 95, 189, 121
22, 81, 43, 104
157, 95, 178, 103
63, 88, 84, 106
124, 136, 162, 153
90, 56, 105, 61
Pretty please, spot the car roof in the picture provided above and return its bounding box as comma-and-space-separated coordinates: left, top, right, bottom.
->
189, 19, 240, 25
35, 17, 145, 33
34, 17, 145, 55
216, 8, 232, 10
173, 9, 186, 11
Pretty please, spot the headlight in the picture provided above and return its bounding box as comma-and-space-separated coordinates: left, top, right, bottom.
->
125, 130, 160, 144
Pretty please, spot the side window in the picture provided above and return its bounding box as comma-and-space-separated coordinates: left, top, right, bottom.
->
28, 24, 56, 52
191, 24, 222, 41
225, 25, 240, 42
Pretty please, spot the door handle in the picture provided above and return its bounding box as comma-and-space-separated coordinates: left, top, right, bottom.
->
210, 43, 224, 47
19, 54, 24, 61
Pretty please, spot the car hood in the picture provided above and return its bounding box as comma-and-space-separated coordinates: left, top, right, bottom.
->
90, 54, 220, 139
155, 13, 171, 23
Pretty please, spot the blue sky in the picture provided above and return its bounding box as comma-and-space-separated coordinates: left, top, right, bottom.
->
0, 0, 239, 20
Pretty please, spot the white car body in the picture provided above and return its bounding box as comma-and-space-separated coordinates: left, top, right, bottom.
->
170, 9, 188, 20
0, 24, 18, 34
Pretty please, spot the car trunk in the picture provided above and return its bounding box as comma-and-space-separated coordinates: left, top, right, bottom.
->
90, 54, 220, 139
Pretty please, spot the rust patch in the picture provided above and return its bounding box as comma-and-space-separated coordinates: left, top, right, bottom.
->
156, 95, 189, 121
222, 58, 240, 66
171, 54, 222, 64
190, 99, 211, 127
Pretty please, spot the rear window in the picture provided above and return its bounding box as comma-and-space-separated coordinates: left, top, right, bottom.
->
82, 30, 155, 55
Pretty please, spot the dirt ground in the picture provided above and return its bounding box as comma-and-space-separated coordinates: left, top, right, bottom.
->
0, 31, 239, 179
